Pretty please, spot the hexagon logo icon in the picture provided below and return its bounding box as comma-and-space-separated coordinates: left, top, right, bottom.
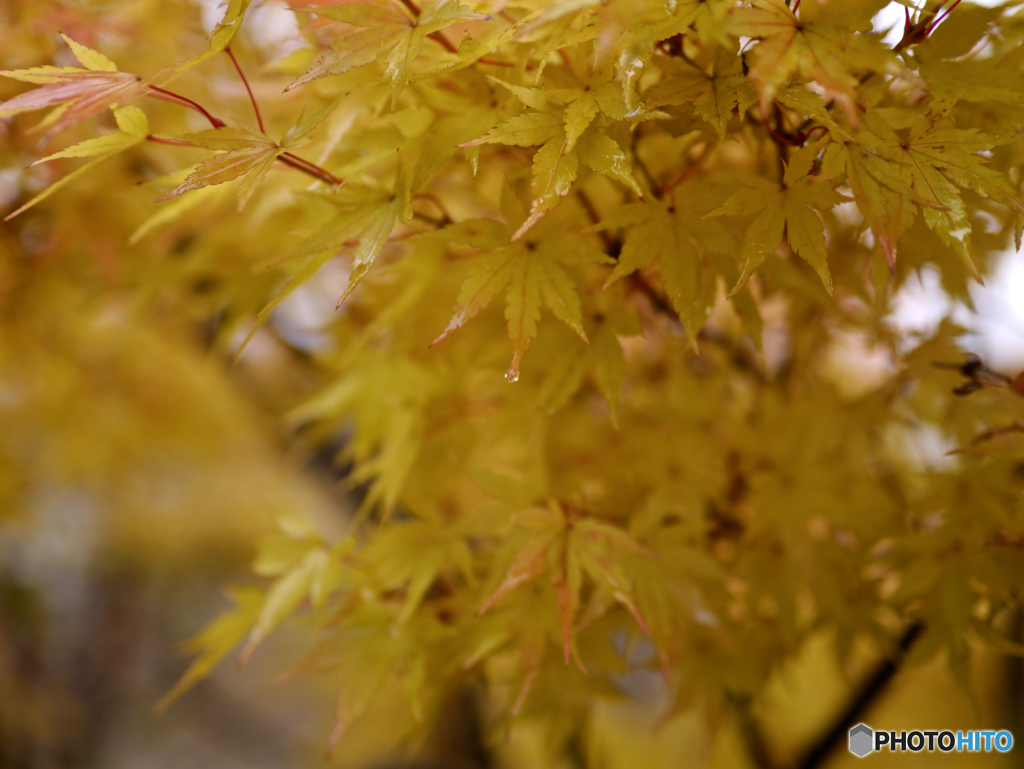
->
849, 723, 874, 758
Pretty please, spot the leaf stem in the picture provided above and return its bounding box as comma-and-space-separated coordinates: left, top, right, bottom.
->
425, 30, 513, 66
148, 84, 342, 186
146, 86, 225, 128
413, 192, 453, 224
398, 0, 510, 66
147, 135, 195, 147
280, 151, 343, 185
226, 47, 266, 134
146, 135, 341, 185
927, 0, 961, 34
632, 151, 660, 200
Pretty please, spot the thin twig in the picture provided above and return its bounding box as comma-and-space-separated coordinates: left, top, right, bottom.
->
927, 0, 962, 34
148, 84, 342, 186
146, 87, 225, 128
280, 152, 343, 185
226, 47, 265, 133
632, 150, 660, 199
414, 192, 453, 224
147, 135, 341, 185
425, 29, 513, 66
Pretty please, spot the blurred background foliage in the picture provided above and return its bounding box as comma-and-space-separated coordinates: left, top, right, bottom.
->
1, 1, 1023, 768
0, 2, 347, 764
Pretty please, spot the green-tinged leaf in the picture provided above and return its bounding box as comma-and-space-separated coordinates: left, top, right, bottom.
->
462, 111, 564, 147
211, 0, 255, 52
289, 0, 485, 101
156, 588, 264, 711
513, 129, 579, 240
31, 131, 142, 164
60, 33, 119, 72
645, 49, 756, 137
281, 102, 339, 147
153, 126, 282, 211
113, 105, 149, 136
433, 216, 606, 380
578, 128, 642, 196
240, 547, 334, 664
7, 140, 142, 220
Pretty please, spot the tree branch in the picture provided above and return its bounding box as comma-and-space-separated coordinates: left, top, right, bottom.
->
797, 623, 924, 769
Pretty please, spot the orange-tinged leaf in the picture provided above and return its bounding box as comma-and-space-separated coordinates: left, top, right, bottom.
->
289, 0, 486, 101
730, 0, 899, 119
512, 629, 546, 715
0, 67, 143, 134
153, 126, 282, 211
479, 531, 558, 614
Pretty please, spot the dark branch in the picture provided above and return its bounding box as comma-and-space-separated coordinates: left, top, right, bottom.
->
797, 623, 925, 769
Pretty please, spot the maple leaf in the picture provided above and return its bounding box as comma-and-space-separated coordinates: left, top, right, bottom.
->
591, 178, 738, 346
4, 106, 149, 221
516, 0, 720, 67
209, 0, 255, 52
293, 170, 413, 301
730, 0, 899, 119
153, 105, 336, 211
431, 188, 611, 382
645, 48, 757, 138
596, 0, 724, 50
231, 163, 411, 361
824, 99, 1024, 275
538, 302, 641, 424
362, 520, 473, 625
479, 501, 653, 669
0, 33, 144, 135
287, 0, 487, 101
872, 102, 1023, 278
155, 587, 264, 711
137, 0, 256, 89
706, 138, 845, 294
463, 70, 646, 239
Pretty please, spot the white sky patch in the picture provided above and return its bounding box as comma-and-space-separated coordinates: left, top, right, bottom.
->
196, 0, 223, 33
194, 0, 308, 59
961, 251, 1024, 373
887, 265, 952, 345
245, 2, 308, 59
272, 259, 353, 354
872, 0, 1007, 48
888, 252, 1024, 374
873, 1, 909, 48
